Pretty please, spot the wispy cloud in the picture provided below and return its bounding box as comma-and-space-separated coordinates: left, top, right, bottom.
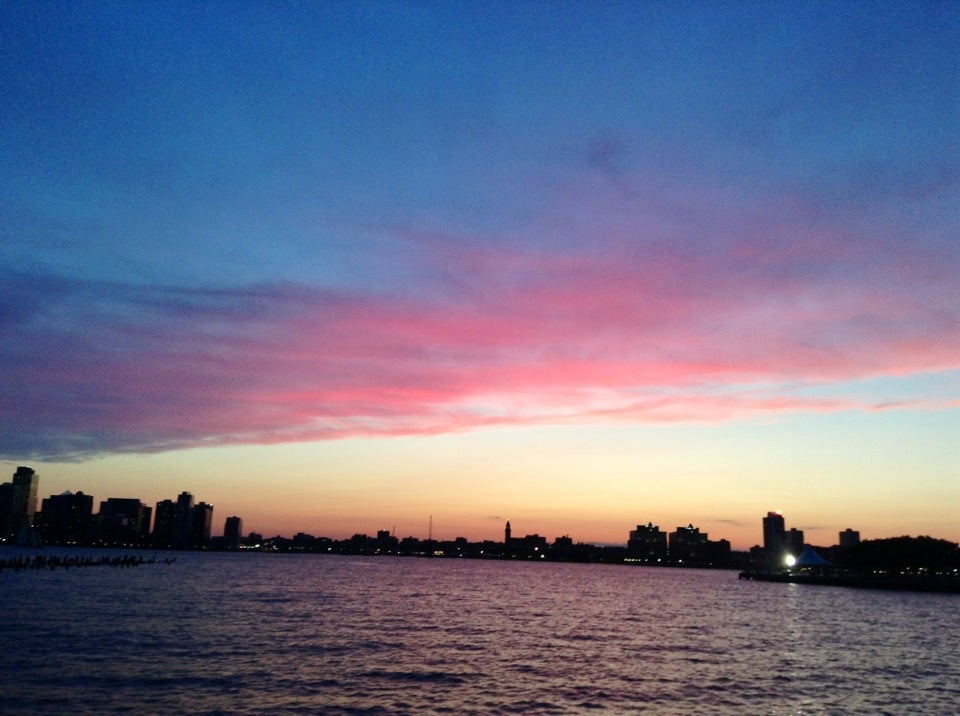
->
3, 176, 957, 463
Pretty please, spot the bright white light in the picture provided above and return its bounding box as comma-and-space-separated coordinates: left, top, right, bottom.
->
785, 554, 796, 568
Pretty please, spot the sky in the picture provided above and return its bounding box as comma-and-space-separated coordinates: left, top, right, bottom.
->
1, 1, 958, 550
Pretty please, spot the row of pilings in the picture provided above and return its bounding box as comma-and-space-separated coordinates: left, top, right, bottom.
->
0, 553, 176, 573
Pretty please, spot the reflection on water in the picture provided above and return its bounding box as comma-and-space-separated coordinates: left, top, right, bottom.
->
1, 551, 957, 714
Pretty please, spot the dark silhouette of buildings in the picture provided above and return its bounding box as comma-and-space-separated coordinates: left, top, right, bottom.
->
836, 535, 959, 572
785, 527, 805, 557
839, 528, 860, 549
669, 524, 709, 563
507, 532, 548, 557
173, 491, 195, 549
758, 511, 808, 566
627, 522, 668, 562
0, 467, 40, 541
224, 516, 243, 550
12, 466, 953, 580
153, 499, 176, 548
13, 466, 38, 525
98, 498, 152, 545
0, 482, 13, 539
762, 511, 786, 565
625, 520, 732, 567
742, 522, 959, 591
192, 502, 213, 549
150, 492, 215, 549
37, 491, 94, 544
8, 468, 229, 551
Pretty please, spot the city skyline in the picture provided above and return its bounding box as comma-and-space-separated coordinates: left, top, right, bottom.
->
2, 3, 957, 550
1, 466, 936, 555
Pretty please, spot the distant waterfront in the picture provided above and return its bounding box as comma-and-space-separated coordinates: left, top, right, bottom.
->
6, 467, 959, 582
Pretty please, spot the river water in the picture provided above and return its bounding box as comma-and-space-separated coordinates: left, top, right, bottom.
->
0, 550, 957, 715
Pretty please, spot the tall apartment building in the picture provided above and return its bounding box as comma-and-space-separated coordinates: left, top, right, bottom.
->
172, 491, 195, 549
762, 511, 786, 558
785, 527, 805, 557
37, 491, 94, 544
627, 522, 668, 561
0, 467, 40, 540
669, 524, 709, 563
153, 499, 176, 548
839, 528, 861, 549
98, 498, 152, 545
224, 516, 243, 550
191, 502, 213, 549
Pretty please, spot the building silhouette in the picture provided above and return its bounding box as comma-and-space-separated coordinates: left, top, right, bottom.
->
0, 467, 40, 540
510, 532, 547, 557
504, 520, 511, 544
152, 499, 176, 548
152, 492, 218, 549
98, 498, 152, 545
37, 491, 94, 544
785, 527, 805, 557
762, 511, 786, 563
224, 516, 243, 550
0, 482, 13, 538
839, 528, 861, 549
627, 522, 668, 562
1, 470, 237, 551
669, 524, 710, 563
191, 502, 213, 549
172, 491, 195, 549
13, 466, 38, 523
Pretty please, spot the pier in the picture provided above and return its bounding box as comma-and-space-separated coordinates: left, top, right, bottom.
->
739, 569, 960, 594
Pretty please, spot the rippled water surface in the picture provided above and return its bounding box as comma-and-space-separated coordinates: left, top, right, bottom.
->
1, 550, 958, 715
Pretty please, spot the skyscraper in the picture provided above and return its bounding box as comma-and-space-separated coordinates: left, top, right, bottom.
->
763, 511, 786, 562
172, 491, 194, 549
1, 467, 40, 541
224, 516, 243, 550
153, 499, 176, 548
191, 502, 213, 549
10, 466, 39, 533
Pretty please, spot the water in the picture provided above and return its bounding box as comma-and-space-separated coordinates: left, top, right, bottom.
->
1, 550, 958, 715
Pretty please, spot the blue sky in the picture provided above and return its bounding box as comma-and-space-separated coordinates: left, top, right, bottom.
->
1, 1, 957, 546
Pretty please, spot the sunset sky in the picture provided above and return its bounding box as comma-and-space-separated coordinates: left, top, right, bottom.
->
2, 1, 957, 550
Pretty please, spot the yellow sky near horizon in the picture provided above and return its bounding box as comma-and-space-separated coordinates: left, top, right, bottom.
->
10, 407, 957, 552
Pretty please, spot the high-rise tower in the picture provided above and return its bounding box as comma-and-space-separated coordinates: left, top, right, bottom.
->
224, 516, 243, 550
762, 511, 786, 561
191, 502, 213, 548
172, 491, 194, 549
7, 466, 39, 537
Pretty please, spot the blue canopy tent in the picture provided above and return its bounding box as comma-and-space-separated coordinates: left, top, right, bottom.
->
794, 546, 832, 568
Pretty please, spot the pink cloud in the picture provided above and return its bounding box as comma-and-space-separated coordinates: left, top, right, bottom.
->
3, 170, 958, 460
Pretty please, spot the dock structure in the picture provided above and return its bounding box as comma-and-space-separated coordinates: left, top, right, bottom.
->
739, 569, 960, 594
